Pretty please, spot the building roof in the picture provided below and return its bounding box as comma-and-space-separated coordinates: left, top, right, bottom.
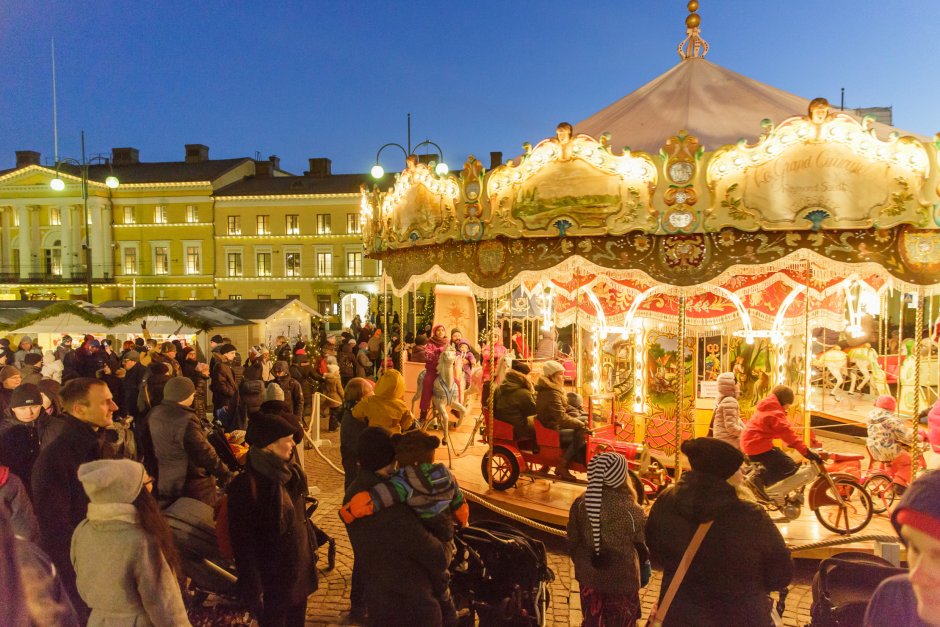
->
77, 158, 255, 184
574, 57, 926, 153
97, 298, 321, 320
215, 172, 395, 197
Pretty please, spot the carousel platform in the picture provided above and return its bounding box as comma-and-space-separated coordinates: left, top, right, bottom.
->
433, 412, 899, 560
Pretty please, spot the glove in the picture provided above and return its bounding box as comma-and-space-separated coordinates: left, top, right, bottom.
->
805, 450, 822, 463
338, 491, 374, 524
640, 560, 652, 587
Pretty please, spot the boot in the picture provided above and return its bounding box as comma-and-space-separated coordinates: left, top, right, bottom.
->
555, 459, 577, 481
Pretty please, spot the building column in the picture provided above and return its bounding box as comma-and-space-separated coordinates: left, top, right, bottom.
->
28, 205, 41, 278
16, 204, 32, 279
88, 198, 106, 279
59, 204, 73, 280
0, 207, 11, 276
100, 203, 114, 279
70, 204, 83, 278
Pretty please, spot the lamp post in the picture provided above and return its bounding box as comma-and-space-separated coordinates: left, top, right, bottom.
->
370, 139, 449, 179
49, 130, 119, 303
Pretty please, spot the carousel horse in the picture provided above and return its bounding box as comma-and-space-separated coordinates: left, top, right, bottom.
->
813, 347, 848, 394
412, 346, 467, 426
846, 345, 890, 396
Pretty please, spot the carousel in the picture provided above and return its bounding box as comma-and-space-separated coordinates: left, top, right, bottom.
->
360, 4, 940, 547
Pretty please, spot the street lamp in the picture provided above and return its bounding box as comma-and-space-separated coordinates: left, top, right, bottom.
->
49, 130, 119, 303
371, 139, 449, 179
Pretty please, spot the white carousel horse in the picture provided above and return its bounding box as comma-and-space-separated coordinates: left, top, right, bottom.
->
412, 346, 467, 425
813, 348, 848, 394
846, 345, 889, 396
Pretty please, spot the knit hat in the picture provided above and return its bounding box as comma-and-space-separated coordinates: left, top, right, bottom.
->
19, 336, 32, 345
356, 427, 397, 472
263, 382, 285, 402
273, 360, 290, 375
122, 350, 140, 362
392, 430, 440, 466
211, 334, 224, 344
566, 392, 583, 410
681, 437, 744, 480
23, 353, 42, 366
11, 383, 42, 409
162, 376, 196, 403
218, 343, 237, 355
511, 360, 531, 375
586, 452, 630, 559
78, 459, 146, 504
246, 412, 297, 449
891, 471, 940, 544
874, 395, 897, 412
259, 400, 303, 442
0, 366, 20, 383
542, 360, 564, 377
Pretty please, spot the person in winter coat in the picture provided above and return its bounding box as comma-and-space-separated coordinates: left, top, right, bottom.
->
535, 360, 587, 480
647, 438, 793, 627
31, 377, 118, 622
18, 353, 43, 386
1, 465, 40, 541
271, 361, 304, 426
0, 384, 55, 496
864, 471, 940, 627
368, 327, 383, 361
456, 341, 475, 389
40, 350, 63, 383
351, 315, 363, 339
0, 365, 22, 415
493, 360, 536, 438
510, 324, 530, 359
355, 342, 374, 379
14, 336, 42, 369
741, 385, 823, 493
340, 378, 375, 489
410, 334, 428, 363
568, 452, 649, 627
352, 369, 414, 434
343, 426, 450, 627
37, 378, 64, 421
149, 377, 232, 507
180, 347, 211, 424
866, 394, 915, 488
0, 338, 15, 367
290, 353, 321, 426
710, 372, 744, 449
338, 340, 357, 388
321, 364, 344, 431
228, 413, 317, 626
71, 459, 189, 626
119, 350, 146, 420
419, 324, 450, 420
210, 344, 239, 420
274, 335, 293, 364
534, 327, 558, 361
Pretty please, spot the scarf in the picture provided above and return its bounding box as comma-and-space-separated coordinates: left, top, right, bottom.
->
87, 502, 138, 525
586, 452, 628, 557
248, 447, 305, 534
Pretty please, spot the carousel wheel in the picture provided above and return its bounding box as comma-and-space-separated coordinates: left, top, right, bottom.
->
481, 447, 520, 490
863, 473, 897, 514
814, 477, 874, 535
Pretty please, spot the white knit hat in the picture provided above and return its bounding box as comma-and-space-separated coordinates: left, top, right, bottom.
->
78, 459, 146, 504
542, 360, 564, 377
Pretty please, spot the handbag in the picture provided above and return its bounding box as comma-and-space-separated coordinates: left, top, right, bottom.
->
648, 520, 713, 627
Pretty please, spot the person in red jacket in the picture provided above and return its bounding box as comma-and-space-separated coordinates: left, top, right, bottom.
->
741, 385, 824, 492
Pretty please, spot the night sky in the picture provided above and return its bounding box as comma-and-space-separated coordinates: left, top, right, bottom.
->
1, 1, 937, 175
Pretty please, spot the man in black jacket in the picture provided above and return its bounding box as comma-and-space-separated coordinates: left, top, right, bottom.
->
30, 377, 117, 622
120, 350, 146, 420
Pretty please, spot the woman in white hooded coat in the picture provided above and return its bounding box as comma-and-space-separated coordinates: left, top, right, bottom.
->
710, 372, 744, 449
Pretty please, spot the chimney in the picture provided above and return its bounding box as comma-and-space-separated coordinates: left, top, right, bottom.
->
490, 151, 503, 169
112, 147, 140, 166
185, 144, 209, 163
255, 160, 273, 177
307, 158, 331, 178
268, 155, 280, 170
15, 150, 41, 168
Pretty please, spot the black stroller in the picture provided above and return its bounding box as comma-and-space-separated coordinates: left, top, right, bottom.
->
809, 551, 906, 626
450, 520, 554, 626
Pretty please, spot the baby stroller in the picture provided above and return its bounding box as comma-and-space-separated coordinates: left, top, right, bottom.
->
809, 551, 906, 626
164, 497, 238, 598
450, 520, 554, 626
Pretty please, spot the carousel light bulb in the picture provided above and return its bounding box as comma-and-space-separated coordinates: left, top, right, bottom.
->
371, 164, 385, 179
633, 402, 642, 413
745, 334, 755, 345
434, 162, 449, 176
50, 177, 65, 191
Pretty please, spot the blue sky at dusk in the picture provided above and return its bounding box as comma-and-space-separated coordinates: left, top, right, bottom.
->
1, 1, 937, 175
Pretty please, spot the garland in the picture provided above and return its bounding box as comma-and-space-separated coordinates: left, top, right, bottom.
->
0, 301, 214, 333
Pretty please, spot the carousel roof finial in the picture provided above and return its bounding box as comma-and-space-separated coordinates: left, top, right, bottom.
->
677, 0, 709, 60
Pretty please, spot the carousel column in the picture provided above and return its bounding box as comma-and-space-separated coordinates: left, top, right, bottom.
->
912, 290, 925, 477
675, 295, 687, 481
486, 295, 495, 490
803, 260, 813, 444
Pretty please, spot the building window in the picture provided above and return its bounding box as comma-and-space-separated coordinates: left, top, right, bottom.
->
257, 251, 272, 276
256, 215, 270, 235
257, 294, 271, 300
375, 259, 383, 276
154, 246, 169, 275
285, 250, 302, 277
123, 247, 138, 275
317, 295, 332, 316
184, 244, 201, 275
154, 206, 167, 224
286, 294, 300, 300
49, 207, 61, 226
347, 213, 361, 234
227, 215, 241, 235
316, 214, 331, 235
186, 205, 199, 223
45, 245, 62, 276
316, 252, 332, 276
227, 251, 243, 277
286, 214, 300, 235
346, 251, 362, 276
123, 206, 135, 224
229, 294, 242, 301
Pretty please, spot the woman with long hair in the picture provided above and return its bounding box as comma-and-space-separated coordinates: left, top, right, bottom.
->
71, 458, 190, 626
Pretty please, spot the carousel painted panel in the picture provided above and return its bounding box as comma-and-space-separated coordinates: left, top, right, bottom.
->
642, 330, 696, 456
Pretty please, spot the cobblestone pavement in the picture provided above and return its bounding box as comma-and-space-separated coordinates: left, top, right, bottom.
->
303, 430, 816, 626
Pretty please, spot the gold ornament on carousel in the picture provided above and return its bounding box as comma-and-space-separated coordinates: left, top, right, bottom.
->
678, 0, 709, 59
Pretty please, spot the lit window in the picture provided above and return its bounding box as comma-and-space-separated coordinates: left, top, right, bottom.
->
154, 206, 167, 224
316, 214, 331, 235
346, 251, 362, 276
227, 252, 243, 277
186, 205, 199, 223
154, 246, 169, 275
257, 251, 272, 276
13, 212, 19, 227
286, 215, 300, 235
285, 251, 301, 277
229, 294, 242, 300
347, 213, 361, 234
256, 215, 270, 235
317, 295, 331, 316
185, 245, 201, 274
257, 294, 271, 300
123, 247, 138, 275
316, 252, 332, 276
46, 245, 62, 276
49, 207, 61, 226
124, 206, 135, 224
227, 215, 241, 235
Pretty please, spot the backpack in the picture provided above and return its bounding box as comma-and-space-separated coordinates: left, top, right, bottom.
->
215, 473, 256, 559
136, 370, 153, 414
338, 352, 354, 378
